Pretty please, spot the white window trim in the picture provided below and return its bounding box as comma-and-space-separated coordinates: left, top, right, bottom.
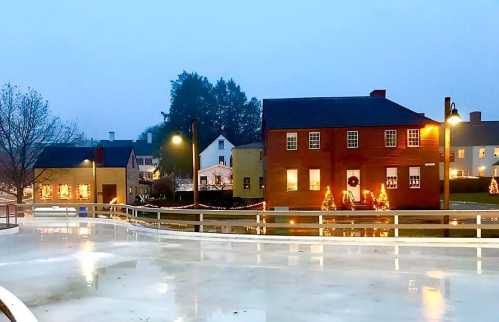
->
384, 130, 397, 148
309, 169, 320, 191
386, 167, 398, 189
347, 131, 359, 149
409, 166, 421, 189
287, 169, 298, 192
308, 132, 320, 149
407, 129, 420, 147
286, 132, 298, 151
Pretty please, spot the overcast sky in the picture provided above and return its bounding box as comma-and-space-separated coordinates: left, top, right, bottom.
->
1, 0, 498, 140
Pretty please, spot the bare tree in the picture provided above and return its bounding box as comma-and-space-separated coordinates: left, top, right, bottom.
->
0, 83, 82, 203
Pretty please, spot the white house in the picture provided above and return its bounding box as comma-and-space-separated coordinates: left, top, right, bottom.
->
198, 164, 233, 191
444, 112, 499, 178
199, 134, 234, 169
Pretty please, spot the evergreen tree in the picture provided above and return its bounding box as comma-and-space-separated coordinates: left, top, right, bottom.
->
490, 177, 498, 195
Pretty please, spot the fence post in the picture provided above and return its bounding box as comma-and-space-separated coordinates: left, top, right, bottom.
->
157, 210, 161, 229
199, 213, 204, 233
476, 214, 481, 238
256, 212, 261, 235
394, 214, 399, 238
319, 213, 324, 237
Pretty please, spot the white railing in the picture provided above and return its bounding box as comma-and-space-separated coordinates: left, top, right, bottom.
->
11, 203, 499, 238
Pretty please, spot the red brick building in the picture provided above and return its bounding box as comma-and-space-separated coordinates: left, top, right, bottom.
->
263, 90, 440, 210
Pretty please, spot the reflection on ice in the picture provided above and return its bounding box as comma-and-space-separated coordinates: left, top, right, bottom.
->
1, 219, 499, 322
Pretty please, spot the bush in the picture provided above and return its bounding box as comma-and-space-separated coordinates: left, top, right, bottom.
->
440, 177, 492, 193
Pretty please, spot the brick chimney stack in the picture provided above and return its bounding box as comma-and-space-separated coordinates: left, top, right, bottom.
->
370, 89, 386, 98
469, 111, 481, 123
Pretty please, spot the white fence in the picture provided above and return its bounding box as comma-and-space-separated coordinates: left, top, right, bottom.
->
10, 203, 499, 238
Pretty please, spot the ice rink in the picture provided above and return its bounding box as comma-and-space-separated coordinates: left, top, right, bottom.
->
1, 218, 498, 322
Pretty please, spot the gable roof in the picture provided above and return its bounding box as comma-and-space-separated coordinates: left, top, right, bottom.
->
200, 134, 234, 155
263, 96, 437, 129
444, 121, 499, 146
99, 139, 154, 156
35, 146, 133, 168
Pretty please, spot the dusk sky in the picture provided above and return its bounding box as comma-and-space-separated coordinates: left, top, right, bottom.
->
1, 0, 498, 140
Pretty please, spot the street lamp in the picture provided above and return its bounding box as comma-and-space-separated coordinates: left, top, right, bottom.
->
171, 120, 199, 209
83, 158, 97, 203
443, 98, 462, 210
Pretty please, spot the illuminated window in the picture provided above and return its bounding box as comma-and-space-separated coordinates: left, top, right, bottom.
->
218, 155, 225, 165
78, 184, 90, 200
386, 167, 398, 189
243, 177, 250, 190
457, 149, 465, 159
308, 132, 320, 149
495, 147, 499, 157
479, 148, 486, 159
384, 130, 397, 147
479, 166, 486, 177
259, 177, 264, 189
287, 169, 298, 191
40, 184, 53, 200
347, 131, 358, 148
309, 169, 320, 191
286, 133, 297, 150
215, 175, 222, 185
407, 129, 420, 147
409, 167, 421, 189
58, 184, 71, 200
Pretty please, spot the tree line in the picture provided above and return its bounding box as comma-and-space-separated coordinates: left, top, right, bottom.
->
141, 71, 262, 177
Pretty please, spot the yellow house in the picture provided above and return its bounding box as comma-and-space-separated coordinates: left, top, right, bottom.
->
34, 146, 140, 204
232, 142, 264, 199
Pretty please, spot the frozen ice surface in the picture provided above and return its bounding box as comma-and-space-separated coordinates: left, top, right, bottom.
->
1, 218, 499, 322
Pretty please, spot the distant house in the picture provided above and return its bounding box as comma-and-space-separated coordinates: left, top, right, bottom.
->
34, 146, 140, 204
198, 164, 233, 191
100, 131, 159, 182
232, 142, 264, 199
199, 134, 234, 169
263, 90, 441, 210
442, 112, 499, 178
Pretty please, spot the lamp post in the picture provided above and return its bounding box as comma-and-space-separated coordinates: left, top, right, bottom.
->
171, 119, 200, 232
171, 119, 199, 207
443, 97, 462, 211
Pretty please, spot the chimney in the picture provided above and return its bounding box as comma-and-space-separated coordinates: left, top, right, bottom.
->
108, 131, 115, 141
370, 89, 386, 98
95, 146, 104, 165
147, 132, 152, 144
469, 111, 481, 123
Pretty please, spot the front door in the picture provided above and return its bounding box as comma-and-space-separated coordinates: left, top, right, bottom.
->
102, 184, 117, 203
346, 169, 361, 202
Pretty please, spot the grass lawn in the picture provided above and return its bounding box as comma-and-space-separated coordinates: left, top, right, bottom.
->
449, 192, 499, 205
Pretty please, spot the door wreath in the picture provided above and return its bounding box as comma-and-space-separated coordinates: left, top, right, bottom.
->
347, 176, 359, 187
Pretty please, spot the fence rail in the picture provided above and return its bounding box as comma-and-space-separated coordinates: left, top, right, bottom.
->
10, 203, 499, 238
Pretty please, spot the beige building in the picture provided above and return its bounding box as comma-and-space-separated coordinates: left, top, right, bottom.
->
34, 146, 140, 204
232, 143, 264, 199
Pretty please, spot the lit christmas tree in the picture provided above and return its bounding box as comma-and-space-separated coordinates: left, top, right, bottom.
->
376, 184, 390, 210
490, 177, 498, 196
321, 186, 336, 210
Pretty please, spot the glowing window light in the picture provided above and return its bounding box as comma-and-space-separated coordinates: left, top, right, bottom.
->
78, 184, 90, 200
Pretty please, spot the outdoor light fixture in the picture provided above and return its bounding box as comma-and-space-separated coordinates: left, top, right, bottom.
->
171, 133, 183, 145
446, 102, 462, 125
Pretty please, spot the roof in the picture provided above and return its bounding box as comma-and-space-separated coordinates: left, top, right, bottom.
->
263, 96, 437, 129
234, 142, 263, 149
99, 140, 154, 156
200, 134, 234, 155
35, 146, 133, 168
445, 121, 499, 146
